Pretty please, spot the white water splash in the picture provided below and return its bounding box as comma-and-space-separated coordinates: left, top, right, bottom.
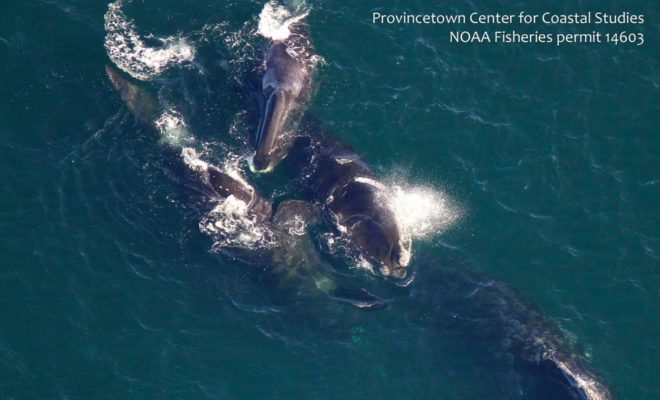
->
257, 1, 309, 41
256, 1, 325, 74
104, 0, 195, 80
155, 108, 193, 147
354, 180, 462, 272
285, 214, 308, 236
323, 175, 461, 274
180, 147, 208, 172
199, 197, 276, 252
384, 183, 462, 240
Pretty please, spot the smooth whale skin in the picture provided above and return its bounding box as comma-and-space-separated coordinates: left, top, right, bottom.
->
311, 148, 408, 278
253, 25, 314, 172
282, 120, 410, 279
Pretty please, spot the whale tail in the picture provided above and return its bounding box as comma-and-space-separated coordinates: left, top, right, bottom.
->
538, 354, 614, 400
329, 287, 389, 311
412, 264, 614, 400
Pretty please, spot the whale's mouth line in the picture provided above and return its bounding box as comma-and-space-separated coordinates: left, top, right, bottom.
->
246, 155, 275, 174
254, 88, 277, 150
253, 87, 291, 172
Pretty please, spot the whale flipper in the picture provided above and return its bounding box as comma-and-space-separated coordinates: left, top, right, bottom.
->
207, 166, 254, 204
330, 287, 389, 311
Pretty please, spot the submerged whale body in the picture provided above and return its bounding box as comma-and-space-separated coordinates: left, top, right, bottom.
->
411, 264, 614, 400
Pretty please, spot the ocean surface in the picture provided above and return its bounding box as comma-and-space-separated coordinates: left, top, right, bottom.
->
0, 0, 658, 399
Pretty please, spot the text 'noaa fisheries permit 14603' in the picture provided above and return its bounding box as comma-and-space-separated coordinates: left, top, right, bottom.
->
372, 11, 646, 46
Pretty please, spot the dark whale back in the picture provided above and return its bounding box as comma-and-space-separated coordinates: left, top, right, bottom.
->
288, 124, 408, 277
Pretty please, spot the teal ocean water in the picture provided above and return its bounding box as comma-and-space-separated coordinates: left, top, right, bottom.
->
0, 0, 657, 399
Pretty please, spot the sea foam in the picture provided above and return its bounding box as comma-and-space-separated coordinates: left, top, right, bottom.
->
104, 0, 195, 81
257, 1, 309, 41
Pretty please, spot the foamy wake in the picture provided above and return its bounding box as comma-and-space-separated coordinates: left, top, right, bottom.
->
104, 0, 195, 81
257, 1, 309, 41
257, 1, 325, 74
151, 105, 274, 255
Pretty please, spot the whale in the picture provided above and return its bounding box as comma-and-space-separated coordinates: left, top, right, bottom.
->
252, 19, 315, 172
410, 264, 614, 400
277, 119, 614, 399
309, 140, 409, 278
105, 65, 387, 310
280, 121, 411, 279
190, 159, 389, 311
105, 64, 614, 398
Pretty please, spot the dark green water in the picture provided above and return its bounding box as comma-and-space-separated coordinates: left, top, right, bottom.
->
0, 0, 658, 399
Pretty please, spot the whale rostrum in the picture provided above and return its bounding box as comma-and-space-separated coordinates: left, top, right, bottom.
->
252, 19, 315, 173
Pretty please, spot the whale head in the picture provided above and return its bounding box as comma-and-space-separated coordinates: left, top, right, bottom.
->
329, 179, 410, 278
253, 42, 306, 173
253, 86, 298, 172
349, 216, 409, 278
